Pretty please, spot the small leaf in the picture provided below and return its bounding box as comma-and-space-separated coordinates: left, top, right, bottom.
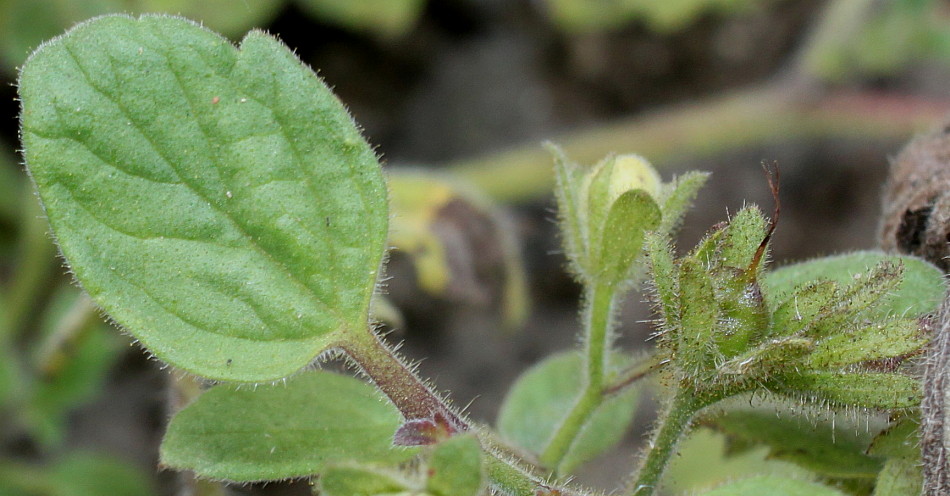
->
770, 280, 838, 338
700, 475, 847, 496
160, 370, 415, 482
808, 318, 926, 368
717, 206, 767, 270
496, 352, 639, 474
677, 257, 719, 374
295, 0, 426, 38
773, 371, 921, 409
319, 464, 414, 496
596, 189, 660, 286
427, 435, 484, 496
550, 144, 588, 275
704, 406, 883, 479
20, 15, 389, 381
718, 337, 813, 378
764, 252, 946, 318
646, 232, 679, 333
657, 170, 709, 236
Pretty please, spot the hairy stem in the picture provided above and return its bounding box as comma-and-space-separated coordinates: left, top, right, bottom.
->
626, 388, 705, 496
540, 282, 615, 470
339, 328, 465, 428
343, 329, 598, 494
605, 352, 666, 396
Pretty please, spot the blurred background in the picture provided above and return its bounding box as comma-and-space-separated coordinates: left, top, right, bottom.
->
2, 0, 950, 495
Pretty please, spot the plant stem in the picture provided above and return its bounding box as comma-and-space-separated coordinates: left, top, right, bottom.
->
449, 86, 950, 203
540, 282, 615, 470
626, 388, 705, 496
343, 329, 598, 494
605, 351, 666, 396
339, 328, 466, 429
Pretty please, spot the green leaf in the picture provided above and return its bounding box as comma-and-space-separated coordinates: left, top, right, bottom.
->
869, 418, 921, 496
718, 206, 767, 270
646, 232, 678, 332
319, 465, 414, 496
808, 318, 926, 368
19, 14, 389, 381
295, 0, 426, 38
22, 288, 120, 446
774, 371, 921, 409
496, 351, 639, 474
550, 144, 587, 276
677, 257, 719, 374
50, 453, 156, 496
764, 252, 946, 319
657, 170, 709, 236
596, 189, 660, 286
700, 475, 847, 496
873, 458, 922, 496
427, 435, 484, 496
160, 370, 415, 481
704, 406, 883, 479
771, 280, 838, 338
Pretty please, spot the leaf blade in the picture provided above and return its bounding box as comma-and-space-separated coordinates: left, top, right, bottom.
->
159, 370, 415, 482
19, 15, 389, 381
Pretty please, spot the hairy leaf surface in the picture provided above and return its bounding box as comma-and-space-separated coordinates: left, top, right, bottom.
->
19, 14, 389, 381
160, 371, 414, 481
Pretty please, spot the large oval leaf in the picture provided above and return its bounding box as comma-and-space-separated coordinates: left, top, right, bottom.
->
763, 252, 945, 318
19, 15, 389, 381
160, 370, 415, 481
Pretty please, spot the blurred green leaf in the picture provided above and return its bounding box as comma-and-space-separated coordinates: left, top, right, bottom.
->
802, 0, 950, 81
0, 0, 283, 70
544, 0, 761, 34
319, 464, 415, 496
869, 419, 921, 496
0, 147, 22, 227
427, 435, 483, 496
700, 475, 847, 496
763, 252, 945, 320
0, 454, 156, 496
160, 370, 415, 482
23, 289, 120, 446
703, 406, 883, 479
49, 454, 156, 496
496, 351, 639, 474
663, 427, 809, 494
20, 14, 389, 381
295, 0, 425, 38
